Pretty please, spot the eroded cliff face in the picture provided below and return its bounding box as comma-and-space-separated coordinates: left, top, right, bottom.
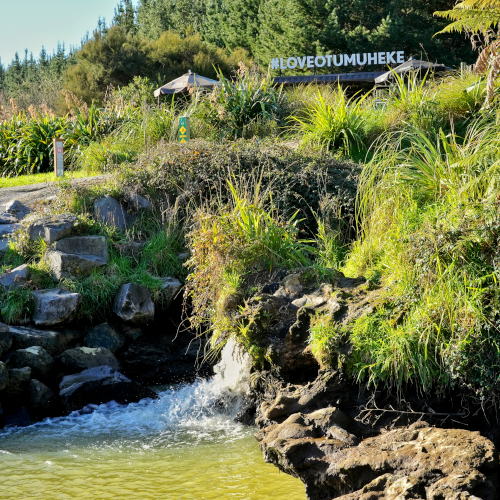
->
237, 270, 500, 499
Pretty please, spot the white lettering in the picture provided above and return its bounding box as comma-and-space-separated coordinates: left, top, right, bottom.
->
344, 54, 356, 65
367, 53, 378, 64
333, 54, 343, 66
356, 53, 367, 65
306, 56, 315, 68
378, 52, 386, 64
287, 57, 297, 69
279, 58, 287, 70
298, 56, 307, 69
386, 51, 396, 64
315, 56, 326, 68
325, 54, 333, 67
271, 58, 279, 70
396, 51, 405, 63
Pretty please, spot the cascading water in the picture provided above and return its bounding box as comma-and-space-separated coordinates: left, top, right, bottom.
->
0, 339, 304, 499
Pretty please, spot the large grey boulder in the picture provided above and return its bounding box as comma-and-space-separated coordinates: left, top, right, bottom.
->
0, 223, 21, 237
4, 200, 30, 220
8, 325, 77, 354
4, 366, 31, 397
84, 323, 124, 353
53, 235, 108, 260
0, 323, 13, 357
29, 379, 55, 411
8, 346, 54, 379
0, 361, 8, 391
159, 277, 182, 304
113, 283, 155, 324
46, 251, 107, 279
32, 288, 80, 326
93, 196, 127, 232
27, 214, 77, 244
0, 264, 30, 289
59, 347, 119, 373
59, 365, 156, 411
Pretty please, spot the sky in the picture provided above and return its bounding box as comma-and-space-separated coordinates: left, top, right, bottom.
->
0, 0, 120, 66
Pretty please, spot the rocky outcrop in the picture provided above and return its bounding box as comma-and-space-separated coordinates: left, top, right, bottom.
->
93, 196, 127, 231
59, 365, 156, 412
27, 214, 77, 244
159, 277, 182, 304
59, 347, 119, 373
29, 379, 55, 413
84, 323, 124, 353
4, 200, 30, 220
113, 283, 155, 324
8, 325, 80, 354
0, 323, 13, 357
32, 289, 80, 326
0, 264, 30, 289
8, 346, 54, 379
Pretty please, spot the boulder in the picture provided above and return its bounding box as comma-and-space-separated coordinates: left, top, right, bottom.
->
0, 223, 21, 237
59, 347, 119, 373
8, 346, 54, 379
27, 214, 77, 244
159, 277, 182, 304
32, 289, 80, 326
53, 235, 108, 259
0, 264, 30, 289
0, 239, 9, 255
84, 323, 124, 353
0, 323, 13, 357
113, 283, 155, 324
93, 196, 127, 232
59, 365, 156, 412
127, 193, 151, 211
29, 379, 55, 411
46, 250, 106, 279
8, 325, 78, 354
4, 200, 30, 220
0, 361, 8, 391
0, 212, 18, 224
4, 367, 31, 397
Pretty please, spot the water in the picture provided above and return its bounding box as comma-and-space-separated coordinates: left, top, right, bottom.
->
0, 339, 305, 499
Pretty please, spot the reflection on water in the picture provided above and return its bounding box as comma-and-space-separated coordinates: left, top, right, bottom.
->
0, 373, 305, 499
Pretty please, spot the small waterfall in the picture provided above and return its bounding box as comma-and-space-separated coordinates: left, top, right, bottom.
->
0, 337, 254, 451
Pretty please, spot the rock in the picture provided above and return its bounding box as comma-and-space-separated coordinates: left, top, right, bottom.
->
32, 289, 80, 326
159, 277, 182, 303
93, 196, 127, 231
127, 193, 151, 211
84, 323, 124, 353
0, 264, 30, 289
120, 325, 144, 341
59, 365, 156, 412
0, 323, 13, 357
29, 379, 55, 411
59, 347, 119, 373
113, 283, 155, 324
8, 346, 54, 379
0, 223, 21, 237
0, 361, 8, 391
46, 250, 107, 279
4, 367, 31, 397
53, 235, 108, 260
0, 212, 18, 224
8, 325, 78, 354
0, 239, 9, 255
27, 214, 77, 244
4, 200, 30, 220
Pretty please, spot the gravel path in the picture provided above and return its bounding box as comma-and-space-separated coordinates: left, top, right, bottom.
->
0, 175, 110, 208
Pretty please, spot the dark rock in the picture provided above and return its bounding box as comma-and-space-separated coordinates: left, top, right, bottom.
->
8, 346, 54, 379
4, 200, 30, 220
0, 264, 30, 289
59, 365, 156, 412
0, 212, 18, 224
53, 235, 108, 260
113, 283, 154, 324
0, 223, 21, 237
46, 250, 106, 279
4, 367, 31, 397
93, 196, 127, 231
84, 323, 124, 353
159, 277, 182, 304
127, 193, 151, 211
59, 347, 119, 373
0, 239, 8, 255
29, 379, 55, 411
8, 325, 79, 354
0, 361, 8, 391
27, 214, 77, 244
119, 325, 144, 341
32, 288, 80, 326
0, 323, 13, 357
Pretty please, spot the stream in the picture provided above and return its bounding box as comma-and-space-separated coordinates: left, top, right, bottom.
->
0, 340, 305, 499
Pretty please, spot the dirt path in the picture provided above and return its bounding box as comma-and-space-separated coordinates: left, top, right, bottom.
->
0, 175, 110, 209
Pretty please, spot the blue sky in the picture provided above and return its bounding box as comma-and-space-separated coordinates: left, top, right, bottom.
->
0, 0, 121, 66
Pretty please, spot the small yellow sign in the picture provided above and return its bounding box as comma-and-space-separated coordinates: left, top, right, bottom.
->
178, 116, 190, 143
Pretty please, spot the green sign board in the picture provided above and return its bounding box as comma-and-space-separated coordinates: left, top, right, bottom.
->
178, 116, 190, 143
